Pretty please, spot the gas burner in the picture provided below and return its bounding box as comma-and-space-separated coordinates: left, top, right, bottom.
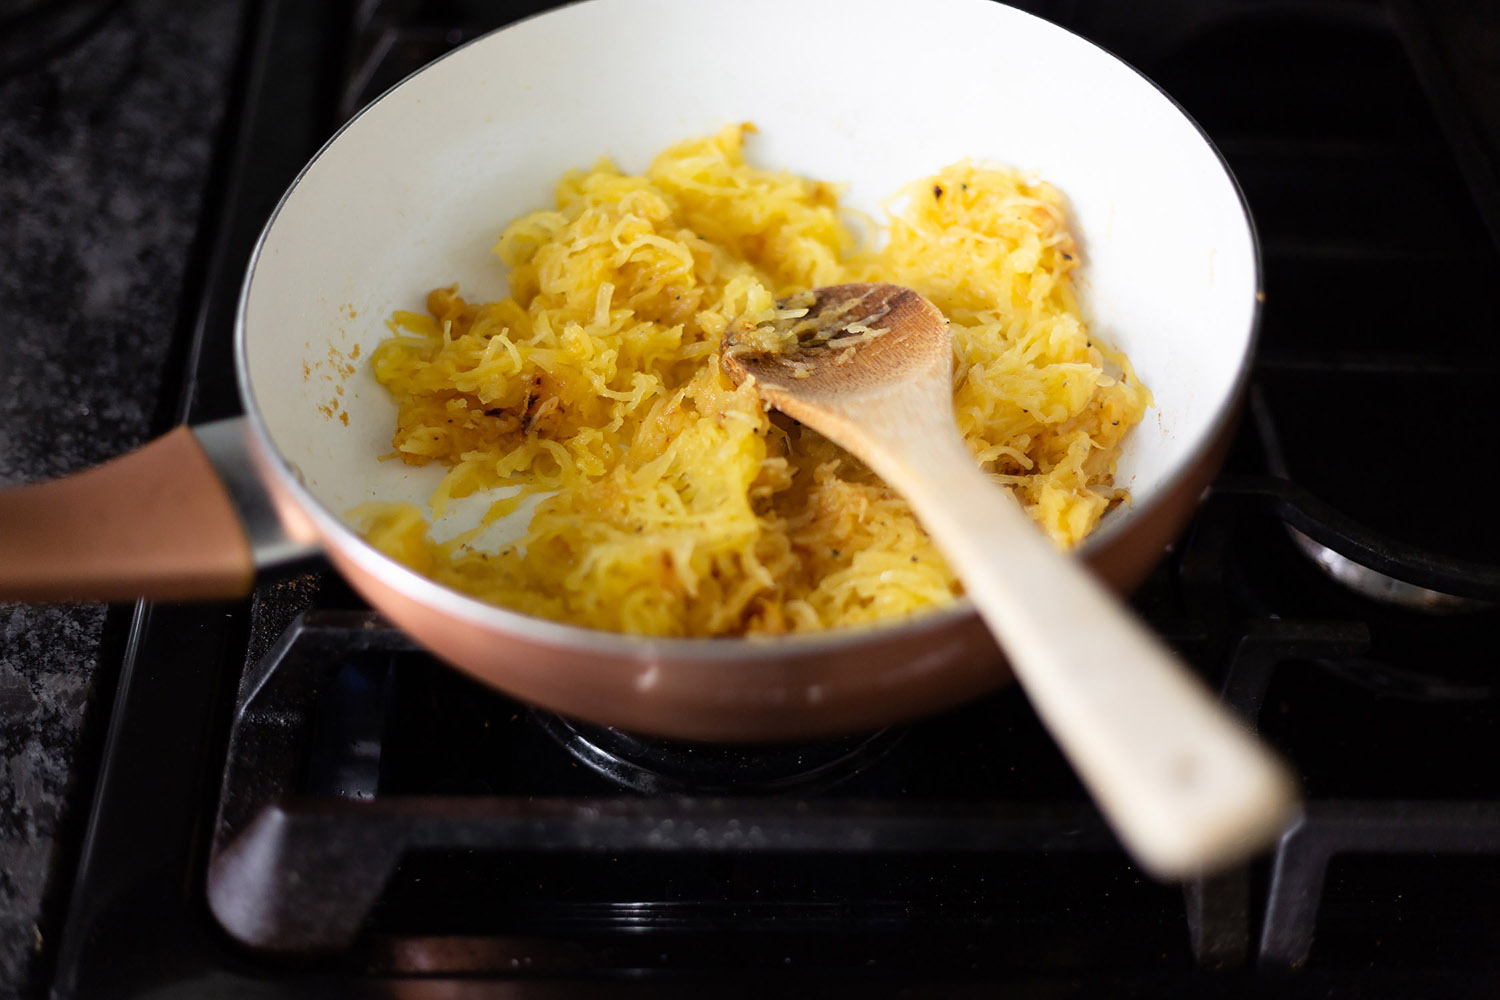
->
532, 712, 904, 795
1286, 526, 1491, 614
1247, 384, 1500, 615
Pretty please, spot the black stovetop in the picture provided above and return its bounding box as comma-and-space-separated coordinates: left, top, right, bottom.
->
48, 1, 1500, 996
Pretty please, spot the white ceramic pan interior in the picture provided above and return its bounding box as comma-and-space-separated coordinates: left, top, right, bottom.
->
240, 0, 1258, 633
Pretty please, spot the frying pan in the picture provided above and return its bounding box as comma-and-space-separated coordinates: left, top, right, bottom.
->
0, 0, 1258, 743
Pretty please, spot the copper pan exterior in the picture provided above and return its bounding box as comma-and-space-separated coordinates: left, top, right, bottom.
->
233, 0, 1262, 742
253, 411, 1239, 742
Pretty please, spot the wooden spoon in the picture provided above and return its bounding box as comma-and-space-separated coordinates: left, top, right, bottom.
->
722, 282, 1298, 879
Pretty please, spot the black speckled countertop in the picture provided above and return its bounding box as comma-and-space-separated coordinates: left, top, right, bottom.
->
0, 1, 243, 994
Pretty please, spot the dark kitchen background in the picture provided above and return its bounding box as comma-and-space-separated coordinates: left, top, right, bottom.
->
2, 0, 1499, 996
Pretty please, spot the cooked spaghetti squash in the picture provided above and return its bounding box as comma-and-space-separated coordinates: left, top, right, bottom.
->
355, 124, 1151, 636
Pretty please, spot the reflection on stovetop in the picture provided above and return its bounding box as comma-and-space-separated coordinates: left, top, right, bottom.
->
52, 0, 1500, 995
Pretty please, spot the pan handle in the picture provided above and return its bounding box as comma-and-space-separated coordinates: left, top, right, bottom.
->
0, 417, 318, 602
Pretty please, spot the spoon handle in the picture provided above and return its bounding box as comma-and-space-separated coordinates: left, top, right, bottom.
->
874, 429, 1298, 879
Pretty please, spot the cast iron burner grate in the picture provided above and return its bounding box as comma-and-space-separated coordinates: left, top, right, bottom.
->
202, 487, 1500, 973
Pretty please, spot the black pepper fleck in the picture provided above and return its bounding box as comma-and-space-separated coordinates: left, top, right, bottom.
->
933, 184, 943, 199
